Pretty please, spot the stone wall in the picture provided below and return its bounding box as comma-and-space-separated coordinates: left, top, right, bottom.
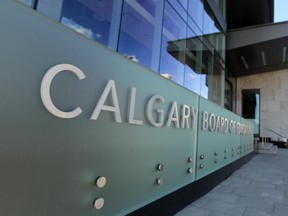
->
237, 69, 288, 138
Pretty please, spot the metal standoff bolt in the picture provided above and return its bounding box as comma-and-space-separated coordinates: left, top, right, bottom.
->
225, 149, 228, 153
156, 163, 164, 171
188, 168, 193, 174
224, 156, 228, 159
96, 176, 107, 188
214, 159, 218, 164
200, 154, 204, 160
214, 152, 218, 156
188, 157, 193, 163
156, 178, 163, 186
232, 148, 235, 151
199, 164, 204, 169
94, 198, 105, 210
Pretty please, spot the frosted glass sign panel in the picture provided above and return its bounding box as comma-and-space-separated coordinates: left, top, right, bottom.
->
0, 1, 198, 215
196, 97, 242, 180
240, 118, 254, 157
0, 1, 253, 215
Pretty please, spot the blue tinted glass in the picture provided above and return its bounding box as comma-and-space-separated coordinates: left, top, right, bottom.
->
178, 0, 188, 10
184, 65, 202, 94
203, 10, 215, 35
184, 29, 202, 94
118, 0, 164, 71
168, 0, 187, 21
17, 0, 34, 7
274, 0, 288, 22
60, 0, 116, 47
159, 2, 186, 85
188, 0, 204, 32
200, 75, 208, 98
188, 17, 202, 36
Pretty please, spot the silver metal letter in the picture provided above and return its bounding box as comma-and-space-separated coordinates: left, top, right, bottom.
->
128, 87, 143, 125
166, 101, 180, 128
90, 80, 122, 122
181, 104, 190, 129
40, 64, 85, 118
146, 95, 165, 127
202, 111, 209, 130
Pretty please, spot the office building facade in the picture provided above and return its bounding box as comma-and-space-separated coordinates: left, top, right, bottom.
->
6, 0, 288, 215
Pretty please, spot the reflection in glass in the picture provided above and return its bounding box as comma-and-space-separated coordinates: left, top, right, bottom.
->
201, 44, 225, 105
184, 28, 202, 94
60, 0, 120, 48
160, 2, 186, 85
17, 0, 34, 7
214, 0, 226, 20
225, 70, 236, 112
225, 79, 233, 111
34, 0, 232, 109
118, 0, 164, 71
274, 0, 288, 22
188, 0, 204, 31
242, 90, 260, 135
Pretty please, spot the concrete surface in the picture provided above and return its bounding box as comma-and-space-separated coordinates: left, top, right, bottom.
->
175, 149, 288, 216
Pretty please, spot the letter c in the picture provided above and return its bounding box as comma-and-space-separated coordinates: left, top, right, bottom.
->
40, 64, 86, 118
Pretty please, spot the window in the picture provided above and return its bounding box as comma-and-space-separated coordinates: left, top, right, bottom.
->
118, 0, 164, 71
183, 28, 202, 94
242, 90, 260, 135
159, 2, 186, 85
59, 0, 121, 49
17, 0, 34, 7
188, 0, 204, 32
274, 0, 288, 23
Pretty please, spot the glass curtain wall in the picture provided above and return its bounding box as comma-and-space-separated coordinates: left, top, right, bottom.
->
16, 0, 229, 109
17, 0, 34, 7
159, 1, 186, 85
118, 0, 163, 71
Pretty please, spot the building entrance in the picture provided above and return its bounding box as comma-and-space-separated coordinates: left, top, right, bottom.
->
242, 89, 260, 136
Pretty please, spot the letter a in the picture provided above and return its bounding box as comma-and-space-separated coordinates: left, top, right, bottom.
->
90, 80, 122, 122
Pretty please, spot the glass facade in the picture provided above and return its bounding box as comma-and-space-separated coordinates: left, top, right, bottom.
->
18, 0, 233, 109
274, 0, 288, 23
17, 0, 34, 7
118, 0, 163, 71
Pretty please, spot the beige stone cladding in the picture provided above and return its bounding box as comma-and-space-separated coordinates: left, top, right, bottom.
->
237, 69, 288, 138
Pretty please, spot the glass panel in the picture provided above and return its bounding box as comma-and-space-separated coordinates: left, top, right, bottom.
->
225, 70, 236, 112
188, 17, 202, 37
200, 75, 208, 98
37, 0, 64, 21
210, 55, 224, 105
188, 0, 204, 32
168, 0, 187, 21
274, 0, 288, 23
184, 28, 202, 94
203, 8, 216, 47
214, 0, 226, 20
224, 79, 232, 111
201, 46, 224, 105
159, 2, 186, 85
59, 0, 121, 48
118, 0, 164, 71
178, 0, 188, 10
242, 90, 260, 135
17, 0, 34, 7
